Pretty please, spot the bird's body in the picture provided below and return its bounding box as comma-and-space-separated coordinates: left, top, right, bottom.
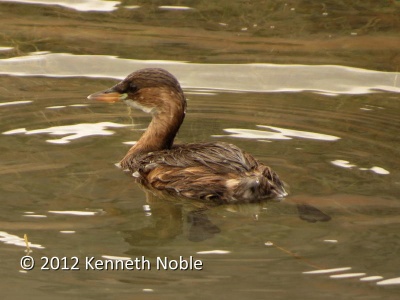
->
88, 68, 287, 203
122, 141, 284, 203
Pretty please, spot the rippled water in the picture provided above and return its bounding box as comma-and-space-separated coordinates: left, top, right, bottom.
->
1, 1, 400, 299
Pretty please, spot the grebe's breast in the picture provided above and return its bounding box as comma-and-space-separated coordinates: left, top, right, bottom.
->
123, 142, 287, 203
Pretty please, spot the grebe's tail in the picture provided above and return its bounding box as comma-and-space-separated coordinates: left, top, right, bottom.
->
227, 166, 288, 202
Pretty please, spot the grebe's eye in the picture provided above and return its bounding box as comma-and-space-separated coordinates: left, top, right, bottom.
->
129, 83, 138, 93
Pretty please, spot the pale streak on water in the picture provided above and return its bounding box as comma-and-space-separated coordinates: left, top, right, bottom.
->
0, 52, 399, 95
0, 0, 120, 12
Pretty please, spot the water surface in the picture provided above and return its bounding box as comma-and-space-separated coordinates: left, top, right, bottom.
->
1, 1, 400, 299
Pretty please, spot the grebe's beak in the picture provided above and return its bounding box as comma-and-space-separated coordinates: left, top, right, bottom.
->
87, 88, 123, 103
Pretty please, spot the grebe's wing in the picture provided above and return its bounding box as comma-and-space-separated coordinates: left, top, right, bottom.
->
131, 142, 260, 174
126, 142, 285, 203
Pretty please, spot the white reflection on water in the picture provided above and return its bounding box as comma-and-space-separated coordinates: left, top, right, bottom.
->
323, 239, 338, 243
102, 255, 132, 260
330, 160, 356, 169
49, 210, 98, 216
0, 231, 45, 249
0, 46, 13, 51
1, 52, 399, 95
0, 1, 195, 12
158, 6, 193, 10
214, 128, 291, 141
23, 214, 47, 218
303, 267, 395, 286
303, 264, 400, 286
303, 267, 352, 274
196, 250, 231, 255
330, 273, 366, 279
46, 105, 66, 109
213, 125, 340, 141
331, 160, 390, 175
258, 125, 340, 141
124, 5, 140, 10
377, 277, 400, 286
360, 276, 383, 281
367, 166, 390, 175
2, 122, 130, 144
23, 212, 47, 218
0, 100, 33, 107
0, 0, 119, 12
46, 104, 89, 109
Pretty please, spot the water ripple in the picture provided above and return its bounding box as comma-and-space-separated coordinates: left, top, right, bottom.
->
0, 231, 44, 249
2, 121, 130, 144
331, 160, 390, 175
213, 125, 340, 141
1, 52, 399, 95
0, 100, 33, 107
0, 0, 120, 12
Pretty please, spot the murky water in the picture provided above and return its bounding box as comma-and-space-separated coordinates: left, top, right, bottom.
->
1, 1, 400, 299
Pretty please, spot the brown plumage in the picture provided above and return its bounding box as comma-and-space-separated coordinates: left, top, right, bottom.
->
88, 68, 287, 203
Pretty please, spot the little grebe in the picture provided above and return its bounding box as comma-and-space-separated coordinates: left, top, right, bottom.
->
88, 68, 287, 203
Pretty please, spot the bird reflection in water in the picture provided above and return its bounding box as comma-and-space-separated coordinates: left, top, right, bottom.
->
122, 190, 330, 248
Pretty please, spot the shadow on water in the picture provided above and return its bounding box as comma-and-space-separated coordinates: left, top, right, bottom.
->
122, 184, 332, 249
123, 191, 221, 246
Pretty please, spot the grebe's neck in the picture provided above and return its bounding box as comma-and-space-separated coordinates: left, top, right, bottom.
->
134, 109, 184, 152
120, 89, 186, 167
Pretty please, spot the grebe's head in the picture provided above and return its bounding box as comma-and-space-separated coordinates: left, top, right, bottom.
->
87, 68, 186, 115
